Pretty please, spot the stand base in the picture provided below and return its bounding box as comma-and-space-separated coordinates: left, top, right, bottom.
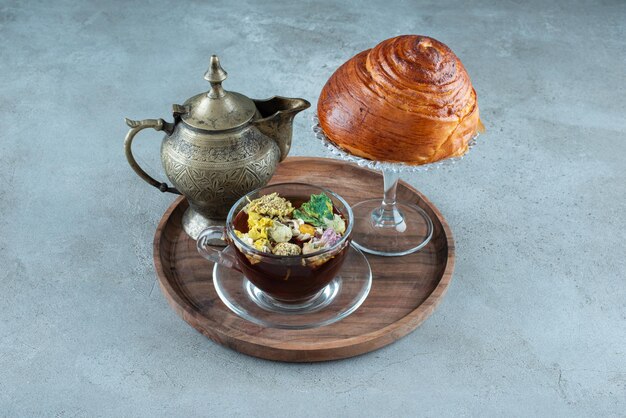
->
351, 199, 434, 257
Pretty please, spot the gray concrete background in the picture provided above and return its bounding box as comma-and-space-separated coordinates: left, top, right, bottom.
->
1, 0, 625, 416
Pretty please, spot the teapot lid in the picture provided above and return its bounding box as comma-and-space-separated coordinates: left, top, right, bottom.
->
180, 55, 257, 131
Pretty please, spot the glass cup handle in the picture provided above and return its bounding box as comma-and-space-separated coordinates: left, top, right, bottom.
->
196, 226, 241, 272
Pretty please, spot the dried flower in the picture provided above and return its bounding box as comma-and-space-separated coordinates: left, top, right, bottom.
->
272, 242, 301, 256
269, 221, 292, 243
245, 192, 293, 217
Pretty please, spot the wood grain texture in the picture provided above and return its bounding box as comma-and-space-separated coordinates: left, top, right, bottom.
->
318, 35, 480, 165
154, 157, 455, 362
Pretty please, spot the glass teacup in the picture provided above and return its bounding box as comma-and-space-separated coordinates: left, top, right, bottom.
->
197, 183, 354, 305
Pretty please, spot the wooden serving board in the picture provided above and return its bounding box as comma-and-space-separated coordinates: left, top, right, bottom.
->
154, 157, 454, 362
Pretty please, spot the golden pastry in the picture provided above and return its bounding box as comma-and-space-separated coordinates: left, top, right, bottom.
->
318, 35, 482, 165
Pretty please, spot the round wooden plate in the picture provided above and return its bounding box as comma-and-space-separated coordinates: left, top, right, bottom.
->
154, 157, 455, 362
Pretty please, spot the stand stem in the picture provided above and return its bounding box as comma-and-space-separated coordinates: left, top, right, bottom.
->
382, 169, 399, 209
372, 169, 406, 230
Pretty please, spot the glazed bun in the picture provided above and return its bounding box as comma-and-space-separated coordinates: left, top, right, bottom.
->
318, 35, 481, 165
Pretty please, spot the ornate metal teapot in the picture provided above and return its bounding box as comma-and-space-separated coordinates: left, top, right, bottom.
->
124, 55, 310, 239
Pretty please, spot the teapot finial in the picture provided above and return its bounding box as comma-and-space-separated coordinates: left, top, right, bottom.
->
204, 55, 227, 83
204, 55, 228, 98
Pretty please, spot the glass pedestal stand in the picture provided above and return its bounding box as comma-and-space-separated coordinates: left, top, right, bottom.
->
313, 116, 478, 257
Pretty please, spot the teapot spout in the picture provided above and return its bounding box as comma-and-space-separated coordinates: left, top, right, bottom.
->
252, 96, 310, 162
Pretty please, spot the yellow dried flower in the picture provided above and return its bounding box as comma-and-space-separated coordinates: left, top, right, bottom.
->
247, 212, 274, 241
299, 223, 316, 236
253, 238, 271, 252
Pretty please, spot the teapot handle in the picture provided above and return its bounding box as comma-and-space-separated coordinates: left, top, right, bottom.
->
124, 118, 181, 194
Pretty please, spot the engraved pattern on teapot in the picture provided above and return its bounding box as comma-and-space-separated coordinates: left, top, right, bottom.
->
161, 127, 280, 213
164, 126, 264, 166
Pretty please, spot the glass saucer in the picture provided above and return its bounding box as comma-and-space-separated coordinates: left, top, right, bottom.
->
213, 244, 372, 329
351, 199, 433, 256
